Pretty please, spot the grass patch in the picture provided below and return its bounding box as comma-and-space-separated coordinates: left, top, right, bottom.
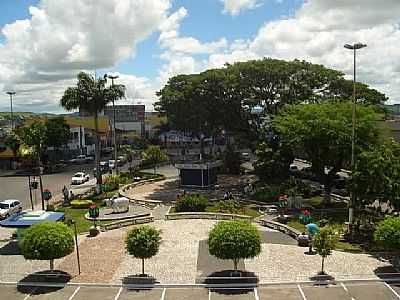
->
287, 220, 306, 232
336, 241, 363, 253
57, 207, 111, 234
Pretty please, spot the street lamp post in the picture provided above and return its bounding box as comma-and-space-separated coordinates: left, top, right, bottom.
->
107, 74, 119, 175
344, 42, 367, 224
6, 91, 16, 130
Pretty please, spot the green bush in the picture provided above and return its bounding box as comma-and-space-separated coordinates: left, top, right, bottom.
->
208, 220, 261, 271
215, 200, 241, 214
374, 217, 400, 250
70, 199, 94, 209
251, 185, 280, 203
21, 222, 74, 270
175, 194, 208, 212
103, 175, 121, 191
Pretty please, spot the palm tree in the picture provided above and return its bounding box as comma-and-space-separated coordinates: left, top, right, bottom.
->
60, 72, 125, 194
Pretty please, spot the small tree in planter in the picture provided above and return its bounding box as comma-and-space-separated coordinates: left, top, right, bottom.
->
208, 220, 261, 273
313, 227, 338, 275
125, 225, 162, 276
21, 222, 74, 271
141, 145, 168, 174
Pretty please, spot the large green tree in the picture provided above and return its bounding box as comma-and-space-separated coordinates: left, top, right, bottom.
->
60, 72, 125, 193
44, 117, 70, 150
15, 120, 47, 164
273, 102, 382, 204
156, 58, 386, 147
4, 132, 21, 157
125, 225, 162, 276
21, 222, 74, 271
351, 139, 400, 209
141, 145, 168, 174
208, 220, 261, 271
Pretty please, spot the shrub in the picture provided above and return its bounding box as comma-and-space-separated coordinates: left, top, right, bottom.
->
103, 175, 120, 191
126, 225, 162, 275
46, 204, 55, 211
175, 194, 208, 212
374, 217, 400, 249
215, 200, 242, 214
21, 222, 74, 270
208, 220, 261, 271
251, 185, 280, 203
70, 199, 94, 209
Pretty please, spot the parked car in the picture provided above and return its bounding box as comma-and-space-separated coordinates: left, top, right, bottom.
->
101, 147, 114, 155
71, 172, 90, 185
289, 165, 299, 173
0, 200, 22, 219
69, 155, 87, 165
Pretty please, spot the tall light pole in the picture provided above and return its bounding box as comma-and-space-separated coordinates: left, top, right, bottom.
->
344, 42, 367, 224
6, 91, 16, 130
107, 74, 119, 175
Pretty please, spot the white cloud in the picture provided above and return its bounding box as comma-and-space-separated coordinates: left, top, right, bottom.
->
220, 0, 263, 16
0, 0, 172, 112
206, 0, 400, 103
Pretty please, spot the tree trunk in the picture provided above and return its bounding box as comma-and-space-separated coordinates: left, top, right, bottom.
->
94, 112, 102, 194
233, 259, 238, 271
321, 256, 325, 274
323, 179, 332, 206
154, 165, 157, 174
142, 259, 145, 275
50, 259, 54, 271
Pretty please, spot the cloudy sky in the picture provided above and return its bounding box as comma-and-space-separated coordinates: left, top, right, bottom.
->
0, 0, 399, 113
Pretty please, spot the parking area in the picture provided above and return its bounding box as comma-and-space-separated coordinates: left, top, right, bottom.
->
2, 281, 400, 300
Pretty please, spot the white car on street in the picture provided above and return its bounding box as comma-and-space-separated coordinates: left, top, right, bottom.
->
108, 160, 116, 169
0, 200, 22, 219
71, 172, 90, 185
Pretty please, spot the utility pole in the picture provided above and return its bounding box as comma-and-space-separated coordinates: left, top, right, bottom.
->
344, 43, 367, 225
6, 91, 16, 130
107, 74, 119, 175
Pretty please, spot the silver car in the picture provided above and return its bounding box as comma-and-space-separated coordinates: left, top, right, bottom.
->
0, 200, 22, 219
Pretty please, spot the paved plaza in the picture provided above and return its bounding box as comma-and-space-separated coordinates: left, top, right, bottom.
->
1, 281, 400, 300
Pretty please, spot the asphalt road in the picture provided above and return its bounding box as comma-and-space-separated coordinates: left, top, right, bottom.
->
0, 164, 97, 209
1, 281, 400, 300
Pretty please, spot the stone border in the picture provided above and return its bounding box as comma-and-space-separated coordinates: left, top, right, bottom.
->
85, 211, 151, 221
119, 176, 166, 209
100, 214, 154, 231
165, 208, 252, 221
258, 218, 301, 239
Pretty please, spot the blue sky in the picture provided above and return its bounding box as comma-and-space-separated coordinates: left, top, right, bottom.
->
0, 0, 398, 113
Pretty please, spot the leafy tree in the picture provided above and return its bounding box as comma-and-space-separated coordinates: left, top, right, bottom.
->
44, 117, 70, 150
253, 141, 293, 182
374, 217, 400, 249
222, 145, 242, 175
351, 140, 400, 210
313, 227, 338, 275
273, 102, 382, 204
156, 58, 386, 146
21, 222, 74, 270
175, 194, 208, 212
125, 225, 162, 275
4, 132, 21, 157
141, 145, 168, 173
208, 220, 261, 271
60, 72, 125, 193
15, 120, 47, 165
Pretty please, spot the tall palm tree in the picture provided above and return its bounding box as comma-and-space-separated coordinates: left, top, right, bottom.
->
60, 72, 125, 193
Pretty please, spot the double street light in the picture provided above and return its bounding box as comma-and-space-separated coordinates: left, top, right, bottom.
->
106, 74, 119, 175
344, 42, 367, 224
6, 91, 16, 130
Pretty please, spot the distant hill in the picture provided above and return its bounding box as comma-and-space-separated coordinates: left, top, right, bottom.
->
0, 112, 58, 118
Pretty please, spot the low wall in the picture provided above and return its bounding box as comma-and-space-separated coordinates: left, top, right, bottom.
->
258, 219, 301, 239
165, 211, 252, 221
119, 176, 165, 208
100, 215, 154, 231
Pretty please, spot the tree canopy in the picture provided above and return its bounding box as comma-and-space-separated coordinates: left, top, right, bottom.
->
44, 117, 70, 150
156, 58, 387, 143
272, 101, 382, 203
208, 220, 261, 271
351, 139, 400, 209
21, 222, 74, 270
141, 145, 168, 173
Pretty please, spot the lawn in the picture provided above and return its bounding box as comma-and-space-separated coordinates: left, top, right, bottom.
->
56, 207, 111, 234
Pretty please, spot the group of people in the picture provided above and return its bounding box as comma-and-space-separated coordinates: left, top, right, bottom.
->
62, 186, 74, 203
223, 191, 234, 200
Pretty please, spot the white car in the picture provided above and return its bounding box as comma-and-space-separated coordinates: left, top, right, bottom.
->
71, 172, 90, 185
108, 160, 116, 169
0, 200, 22, 219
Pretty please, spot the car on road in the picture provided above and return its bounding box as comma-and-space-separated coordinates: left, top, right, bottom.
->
71, 172, 90, 185
0, 200, 22, 219
109, 159, 116, 169
69, 155, 87, 164
93, 161, 109, 175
